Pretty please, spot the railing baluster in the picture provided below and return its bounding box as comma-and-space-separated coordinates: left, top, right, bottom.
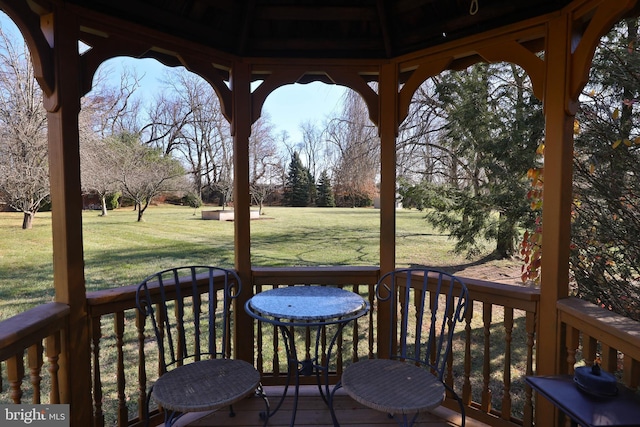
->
256, 283, 264, 372
273, 323, 281, 376
27, 342, 43, 403
462, 301, 473, 405
481, 302, 492, 412
501, 307, 514, 420
352, 284, 361, 363
623, 357, 639, 390
367, 283, 375, 359
136, 310, 147, 422
46, 331, 61, 404
90, 316, 104, 426
523, 310, 536, 427
565, 325, 579, 372
115, 311, 127, 425
601, 343, 618, 372
582, 334, 598, 365
7, 353, 24, 403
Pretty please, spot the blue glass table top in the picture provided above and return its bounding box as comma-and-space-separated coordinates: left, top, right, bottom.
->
248, 286, 368, 322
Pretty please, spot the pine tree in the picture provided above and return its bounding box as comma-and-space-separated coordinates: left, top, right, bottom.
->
407, 63, 543, 258
571, 19, 640, 320
316, 170, 335, 207
283, 151, 310, 206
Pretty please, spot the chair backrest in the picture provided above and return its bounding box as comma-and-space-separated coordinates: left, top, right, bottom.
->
135, 266, 240, 373
377, 268, 469, 380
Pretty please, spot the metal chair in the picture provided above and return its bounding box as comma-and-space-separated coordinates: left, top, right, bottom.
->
135, 266, 269, 427
330, 268, 469, 427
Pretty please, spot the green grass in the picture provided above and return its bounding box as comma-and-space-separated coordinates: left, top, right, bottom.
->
0, 204, 529, 422
0, 204, 503, 320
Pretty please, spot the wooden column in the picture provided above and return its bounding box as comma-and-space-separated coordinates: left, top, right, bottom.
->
377, 62, 399, 359
378, 62, 398, 275
230, 61, 253, 362
41, 9, 92, 426
537, 12, 574, 427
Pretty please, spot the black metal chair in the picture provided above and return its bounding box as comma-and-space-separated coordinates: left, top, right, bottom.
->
135, 266, 268, 427
330, 268, 469, 427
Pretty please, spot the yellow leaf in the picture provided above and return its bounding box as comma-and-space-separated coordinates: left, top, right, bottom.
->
613, 108, 620, 120
573, 119, 580, 135
624, 139, 632, 147
635, 137, 640, 145
589, 164, 595, 174
536, 144, 545, 155
613, 139, 622, 149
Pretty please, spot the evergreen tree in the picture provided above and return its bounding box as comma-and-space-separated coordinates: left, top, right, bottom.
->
306, 169, 317, 206
283, 151, 310, 206
572, 19, 640, 320
405, 63, 543, 258
316, 170, 335, 207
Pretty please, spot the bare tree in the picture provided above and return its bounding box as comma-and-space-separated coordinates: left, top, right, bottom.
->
142, 69, 233, 206
83, 65, 142, 137
249, 114, 279, 213
111, 133, 186, 222
299, 120, 323, 180
326, 90, 380, 207
0, 27, 49, 229
80, 136, 120, 216
80, 67, 143, 215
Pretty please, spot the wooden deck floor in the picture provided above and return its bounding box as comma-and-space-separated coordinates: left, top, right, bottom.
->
173, 386, 489, 427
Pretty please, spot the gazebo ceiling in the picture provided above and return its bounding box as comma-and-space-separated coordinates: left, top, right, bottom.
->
67, 0, 574, 60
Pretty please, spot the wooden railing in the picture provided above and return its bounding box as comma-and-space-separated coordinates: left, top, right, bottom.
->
558, 297, 640, 388
1, 267, 546, 427
0, 303, 69, 405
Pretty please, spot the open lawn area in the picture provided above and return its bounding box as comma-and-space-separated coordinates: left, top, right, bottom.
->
0, 204, 522, 319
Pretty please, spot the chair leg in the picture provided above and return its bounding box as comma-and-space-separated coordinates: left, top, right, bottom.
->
255, 384, 270, 427
329, 381, 343, 427
143, 388, 153, 427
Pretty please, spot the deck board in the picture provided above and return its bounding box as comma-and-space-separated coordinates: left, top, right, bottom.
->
173, 386, 488, 427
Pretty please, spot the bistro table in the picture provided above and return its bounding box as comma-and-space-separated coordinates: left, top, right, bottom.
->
245, 285, 369, 427
526, 375, 640, 427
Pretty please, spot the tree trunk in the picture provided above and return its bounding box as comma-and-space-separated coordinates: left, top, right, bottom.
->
496, 214, 515, 258
22, 212, 34, 229
100, 195, 108, 216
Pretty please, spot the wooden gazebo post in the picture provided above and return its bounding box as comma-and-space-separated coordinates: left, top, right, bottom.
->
230, 61, 254, 362
537, 12, 574, 426
377, 62, 399, 359
42, 7, 92, 425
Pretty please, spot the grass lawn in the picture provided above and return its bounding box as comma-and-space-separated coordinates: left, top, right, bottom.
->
0, 204, 518, 320
0, 204, 530, 422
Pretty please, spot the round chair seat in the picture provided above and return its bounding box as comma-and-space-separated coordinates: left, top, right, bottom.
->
152, 358, 260, 413
341, 358, 446, 414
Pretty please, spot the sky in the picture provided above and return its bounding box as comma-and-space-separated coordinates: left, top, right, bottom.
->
104, 56, 347, 145
0, 11, 347, 145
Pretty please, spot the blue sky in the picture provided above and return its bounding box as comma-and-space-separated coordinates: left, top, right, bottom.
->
1, 11, 346, 145
103, 56, 347, 145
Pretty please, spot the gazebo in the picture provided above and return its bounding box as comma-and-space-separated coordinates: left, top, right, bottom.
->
1, 1, 639, 426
